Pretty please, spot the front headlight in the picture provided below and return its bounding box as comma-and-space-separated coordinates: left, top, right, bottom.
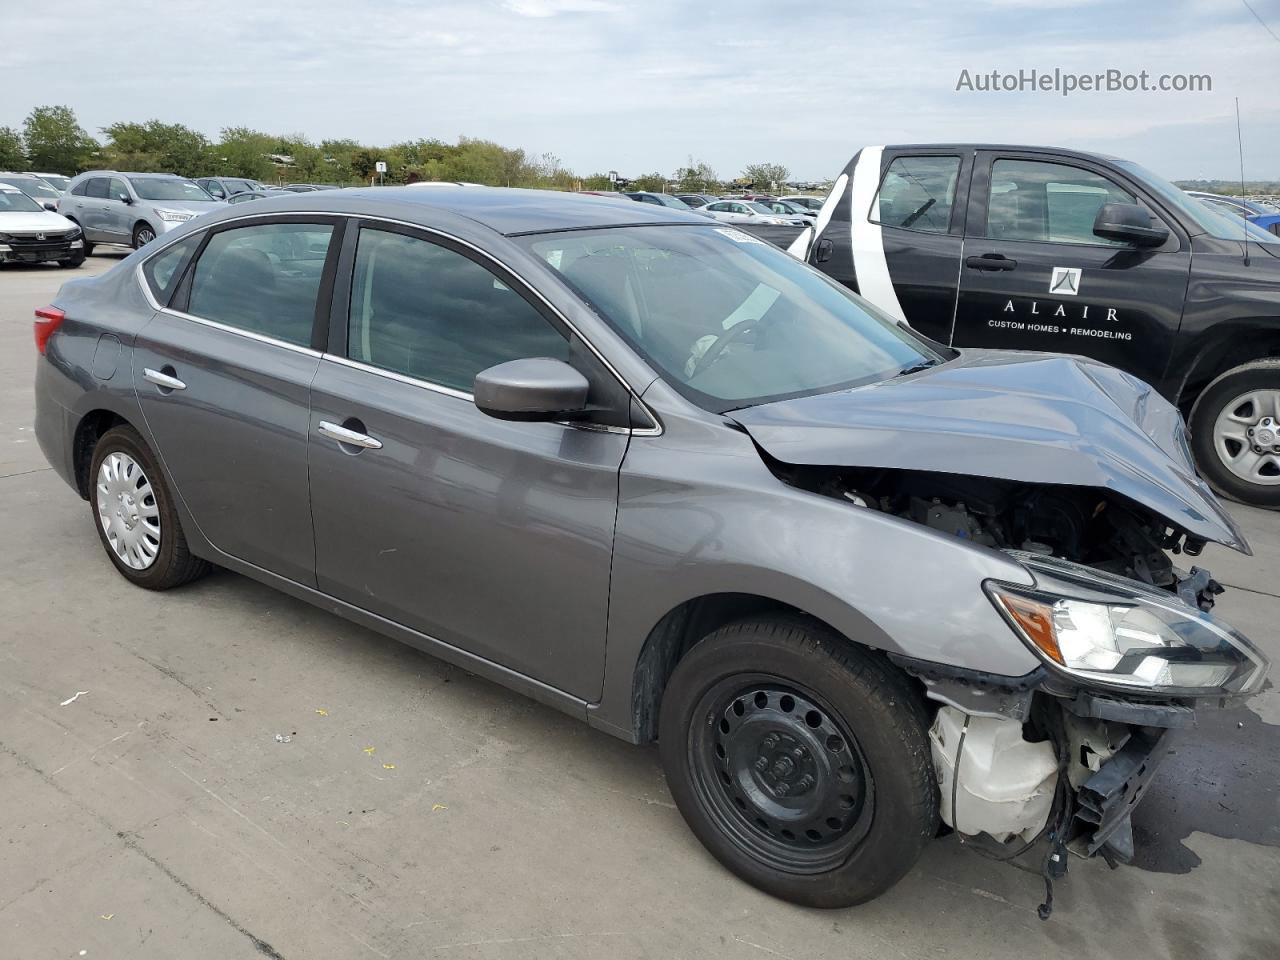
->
986, 553, 1267, 696
155, 208, 194, 222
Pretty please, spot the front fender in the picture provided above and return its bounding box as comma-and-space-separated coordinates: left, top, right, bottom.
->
591, 403, 1041, 739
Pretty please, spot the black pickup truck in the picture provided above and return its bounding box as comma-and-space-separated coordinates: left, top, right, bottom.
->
790, 144, 1280, 506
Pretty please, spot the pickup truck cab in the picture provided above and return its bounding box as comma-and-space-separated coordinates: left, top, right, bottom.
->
790, 144, 1280, 506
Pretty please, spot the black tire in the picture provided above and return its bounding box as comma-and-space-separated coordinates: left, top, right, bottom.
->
659, 616, 938, 908
58, 253, 86, 268
132, 223, 157, 249
67, 221, 93, 256
89, 425, 210, 590
1189, 359, 1280, 507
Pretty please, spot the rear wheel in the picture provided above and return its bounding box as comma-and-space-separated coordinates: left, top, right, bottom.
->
1190, 359, 1280, 507
89, 425, 210, 589
659, 617, 938, 908
132, 223, 156, 249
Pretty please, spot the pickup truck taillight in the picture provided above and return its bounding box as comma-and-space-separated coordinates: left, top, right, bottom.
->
33, 305, 64, 355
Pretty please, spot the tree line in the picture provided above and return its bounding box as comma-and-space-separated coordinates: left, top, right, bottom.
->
0, 105, 800, 194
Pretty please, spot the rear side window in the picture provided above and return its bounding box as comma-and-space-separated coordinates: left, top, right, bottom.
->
143, 235, 200, 305
85, 178, 109, 199
347, 227, 569, 392
987, 159, 1137, 245
187, 222, 334, 347
871, 156, 960, 234
70, 180, 89, 197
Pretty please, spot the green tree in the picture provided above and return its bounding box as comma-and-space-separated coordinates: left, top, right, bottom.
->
0, 127, 26, 170
101, 120, 209, 176
631, 171, 668, 192
673, 158, 718, 193
23, 105, 97, 174
740, 162, 790, 191
215, 127, 275, 180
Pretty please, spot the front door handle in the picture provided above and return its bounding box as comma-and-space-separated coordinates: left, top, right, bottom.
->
318, 420, 383, 450
143, 367, 186, 391
965, 254, 1017, 272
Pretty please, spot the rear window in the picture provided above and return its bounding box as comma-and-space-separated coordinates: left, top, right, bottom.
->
143, 234, 201, 305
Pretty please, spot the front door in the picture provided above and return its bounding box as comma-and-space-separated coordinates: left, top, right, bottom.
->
952, 153, 1191, 390
308, 222, 629, 699
132, 217, 341, 584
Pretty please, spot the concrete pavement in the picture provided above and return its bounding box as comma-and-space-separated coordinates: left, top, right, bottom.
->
1, 253, 1276, 959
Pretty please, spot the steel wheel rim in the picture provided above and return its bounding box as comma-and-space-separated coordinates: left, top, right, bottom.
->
1212, 389, 1280, 486
688, 674, 873, 874
96, 452, 161, 570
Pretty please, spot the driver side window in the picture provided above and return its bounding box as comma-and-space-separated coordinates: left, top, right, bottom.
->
870, 156, 960, 235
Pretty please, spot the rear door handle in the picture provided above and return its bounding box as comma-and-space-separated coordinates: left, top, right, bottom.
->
143, 367, 186, 391
318, 420, 383, 450
965, 255, 1017, 271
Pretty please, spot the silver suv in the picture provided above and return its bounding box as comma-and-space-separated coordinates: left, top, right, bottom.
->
58, 171, 225, 251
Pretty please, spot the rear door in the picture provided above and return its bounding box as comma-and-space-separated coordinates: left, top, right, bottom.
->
952, 152, 1190, 389
132, 216, 343, 584
307, 220, 630, 699
80, 177, 111, 240
103, 177, 134, 241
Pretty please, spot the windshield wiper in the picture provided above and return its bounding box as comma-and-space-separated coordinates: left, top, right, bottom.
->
896, 359, 940, 377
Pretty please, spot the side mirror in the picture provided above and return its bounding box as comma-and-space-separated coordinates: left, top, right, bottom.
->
116, 193, 132, 204
1093, 202, 1168, 247
473, 358, 590, 422
43, 201, 57, 211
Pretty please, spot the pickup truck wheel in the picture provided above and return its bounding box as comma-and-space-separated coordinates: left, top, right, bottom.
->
1190, 359, 1280, 507
658, 616, 938, 908
89, 425, 210, 589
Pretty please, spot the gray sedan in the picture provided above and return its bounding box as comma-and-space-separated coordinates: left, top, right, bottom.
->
32, 187, 1268, 910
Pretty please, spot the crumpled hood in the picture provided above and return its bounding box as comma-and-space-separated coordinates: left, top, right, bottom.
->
731, 350, 1249, 553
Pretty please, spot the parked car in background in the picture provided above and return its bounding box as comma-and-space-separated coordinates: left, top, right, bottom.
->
0, 183, 84, 267
0, 173, 65, 211
757, 198, 817, 223
31, 186, 1267, 910
676, 193, 720, 208
1186, 191, 1280, 237
283, 183, 342, 192
33, 173, 72, 193
780, 194, 826, 212
702, 199, 804, 226
58, 171, 225, 251
623, 191, 703, 213
790, 143, 1280, 505
196, 176, 266, 200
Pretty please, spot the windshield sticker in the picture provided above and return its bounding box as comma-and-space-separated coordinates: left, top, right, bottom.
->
715, 227, 764, 244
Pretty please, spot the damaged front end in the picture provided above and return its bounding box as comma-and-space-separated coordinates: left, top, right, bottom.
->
893, 551, 1267, 918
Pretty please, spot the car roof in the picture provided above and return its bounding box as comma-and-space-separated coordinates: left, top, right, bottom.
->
882, 143, 1125, 162
209, 185, 709, 236
71, 170, 190, 180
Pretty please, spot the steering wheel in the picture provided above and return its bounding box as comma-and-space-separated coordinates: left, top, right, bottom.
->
688, 317, 762, 379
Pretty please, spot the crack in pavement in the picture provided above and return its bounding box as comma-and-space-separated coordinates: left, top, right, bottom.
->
0, 466, 53, 482
0, 739, 288, 960
1220, 580, 1280, 601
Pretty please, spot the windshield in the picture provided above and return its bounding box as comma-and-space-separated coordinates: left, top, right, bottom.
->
745, 202, 776, 215
1115, 162, 1279, 245
518, 225, 941, 412
0, 189, 44, 213
648, 194, 690, 209
36, 175, 70, 192
128, 178, 216, 202
0, 176, 60, 200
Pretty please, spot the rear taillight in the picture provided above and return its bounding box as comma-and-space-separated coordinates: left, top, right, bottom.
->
34, 305, 65, 355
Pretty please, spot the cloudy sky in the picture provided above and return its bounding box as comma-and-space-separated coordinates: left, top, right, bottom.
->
4, 0, 1279, 181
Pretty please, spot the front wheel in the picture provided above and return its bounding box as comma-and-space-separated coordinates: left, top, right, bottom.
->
1190, 359, 1280, 507
659, 617, 938, 908
132, 223, 156, 249
58, 253, 86, 268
